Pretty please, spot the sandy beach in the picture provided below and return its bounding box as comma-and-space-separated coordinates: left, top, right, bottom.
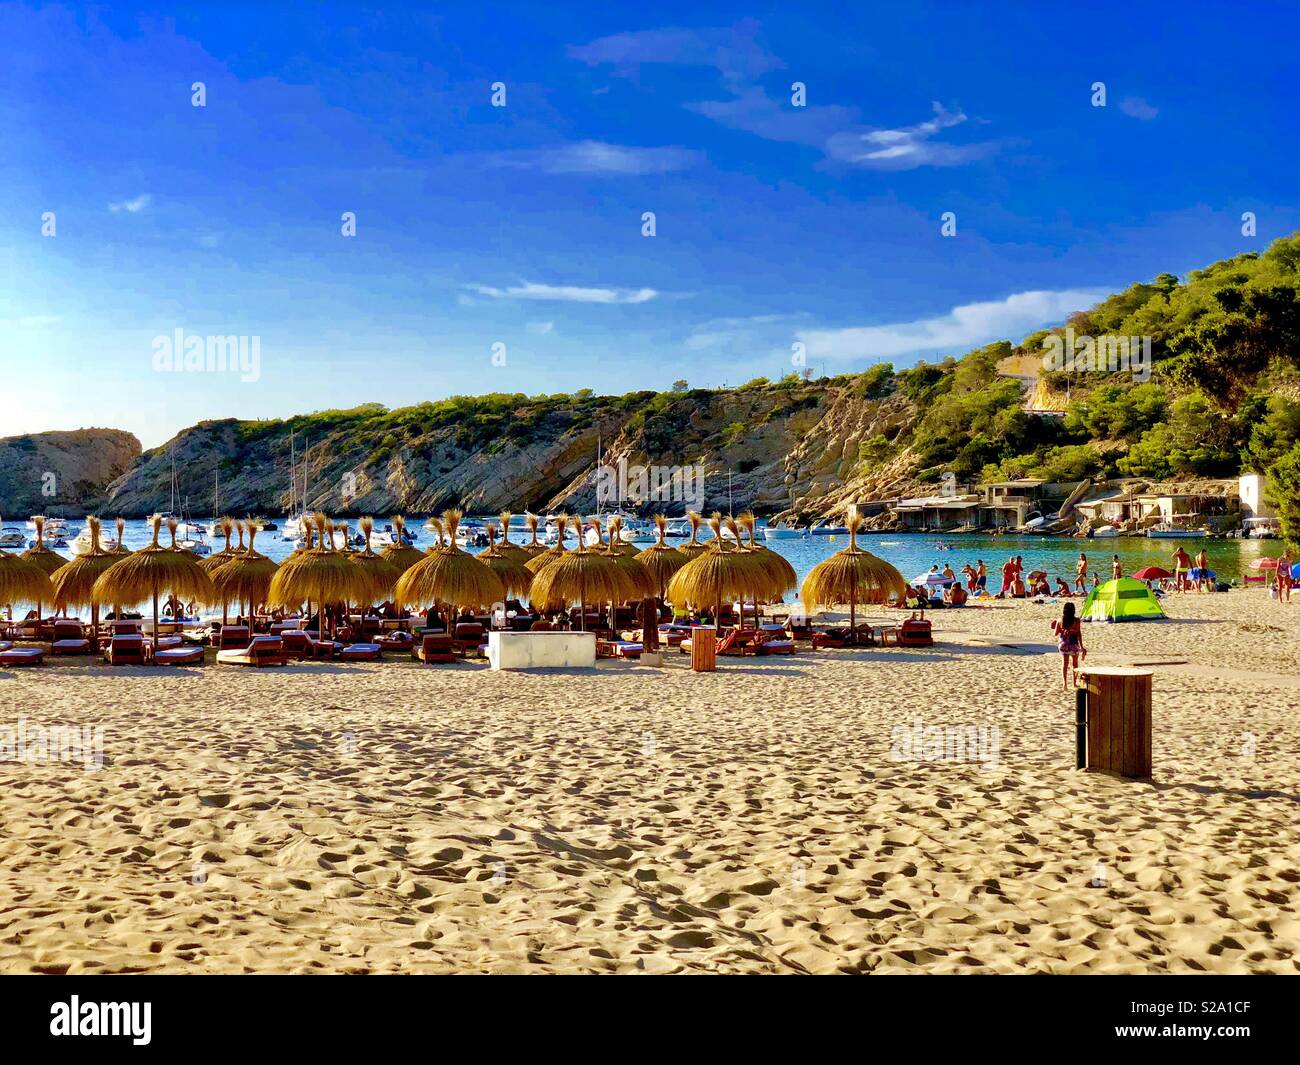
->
2, 588, 1299, 974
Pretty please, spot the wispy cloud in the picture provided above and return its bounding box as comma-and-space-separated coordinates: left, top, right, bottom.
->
1120, 96, 1158, 121
825, 103, 1001, 170
109, 194, 151, 214
573, 26, 1002, 170
468, 281, 658, 304
483, 140, 700, 176
687, 312, 807, 350
796, 289, 1109, 360
526, 320, 555, 334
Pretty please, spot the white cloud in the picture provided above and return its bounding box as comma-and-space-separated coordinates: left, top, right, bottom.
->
109, 194, 151, 214
797, 288, 1109, 360
687, 312, 806, 350
1120, 96, 1158, 121
526, 320, 555, 335
569, 23, 780, 88
484, 140, 700, 176
469, 281, 658, 304
825, 103, 1001, 170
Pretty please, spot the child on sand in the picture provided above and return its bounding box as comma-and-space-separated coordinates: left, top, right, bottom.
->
1051, 602, 1086, 690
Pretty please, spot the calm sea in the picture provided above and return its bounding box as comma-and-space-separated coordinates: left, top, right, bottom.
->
24, 518, 1274, 603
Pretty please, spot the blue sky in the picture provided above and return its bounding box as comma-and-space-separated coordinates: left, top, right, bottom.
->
2, 2, 1298, 448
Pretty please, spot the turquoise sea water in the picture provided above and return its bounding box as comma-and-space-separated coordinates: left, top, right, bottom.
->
17, 519, 1276, 620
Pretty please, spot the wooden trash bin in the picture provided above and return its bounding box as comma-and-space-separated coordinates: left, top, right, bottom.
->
1076, 667, 1152, 779
691, 627, 717, 672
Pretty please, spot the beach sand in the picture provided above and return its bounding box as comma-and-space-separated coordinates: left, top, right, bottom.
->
2, 588, 1299, 974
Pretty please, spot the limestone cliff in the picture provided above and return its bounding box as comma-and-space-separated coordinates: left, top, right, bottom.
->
0, 429, 141, 518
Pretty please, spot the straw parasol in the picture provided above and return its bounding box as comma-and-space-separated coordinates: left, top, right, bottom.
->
479, 523, 535, 599
21, 515, 65, 626
495, 511, 531, 561
381, 515, 424, 576
349, 516, 401, 610
737, 512, 797, 624
525, 514, 571, 574
678, 511, 708, 559
800, 507, 906, 645
666, 514, 752, 624
268, 515, 369, 639
636, 515, 689, 594
0, 513, 54, 617
600, 518, 653, 597
519, 514, 548, 558
200, 518, 238, 573
394, 509, 506, 632
211, 523, 280, 625
49, 516, 117, 641
93, 516, 216, 651
529, 517, 638, 629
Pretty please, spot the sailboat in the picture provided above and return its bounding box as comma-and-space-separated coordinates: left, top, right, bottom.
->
282, 430, 312, 541
204, 471, 222, 537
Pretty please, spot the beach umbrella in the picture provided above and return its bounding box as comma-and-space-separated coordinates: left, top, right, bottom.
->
519, 514, 548, 558
801, 508, 906, 645
381, 515, 424, 575
49, 516, 117, 642
0, 513, 54, 618
211, 523, 280, 625
478, 523, 535, 599
596, 517, 654, 637
636, 515, 689, 594
738, 513, 797, 616
349, 516, 400, 606
495, 511, 531, 561
394, 510, 506, 632
1132, 566, 1171, 581
21, 515, 65, 627
268, 515, 369, 639
200, 518, 238, 573
93, 516, 216, 651
666, 514, 753, 624
529, 517, 638, 630
677, 511, 708, 559
526, 514, 572, 575
1252, 558, 1281, 571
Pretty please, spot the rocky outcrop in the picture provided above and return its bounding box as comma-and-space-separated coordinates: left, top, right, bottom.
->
0, 429, 141, 518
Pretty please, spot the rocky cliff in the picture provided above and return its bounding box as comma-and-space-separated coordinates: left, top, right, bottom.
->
0, 429, 142, 518
99, 383, 923, 520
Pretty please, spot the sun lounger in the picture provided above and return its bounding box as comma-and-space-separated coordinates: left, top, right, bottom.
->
103, 635, 148, 665
153, 645, 206, 666
216, 636, 288, 667
307, 637, 342, 659
375, 630, 414, 653
754, 629, 796, 655
879, 618, 933, 647
0, 641, 11, 653
598, 639, 643, 659
49, 620, 93, 656
278, 631, 312, 659
453, 623, 486, 654
216, 625, 252, 651
339, 643, 382, 661
414, 633, 456, 664
0, 646, 44, 667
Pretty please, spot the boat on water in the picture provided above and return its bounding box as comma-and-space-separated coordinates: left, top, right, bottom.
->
371, 523, 416, 547
0, 527, 27, 548
174, 522, 212, 556
70, 524, 120, 556
1147, 522, 1207, 539
1242, 517, 1279, 539
662, 519, 690, 540
809, 523, 848, 536
763, 522, 804, 540
26, 516, 70, 537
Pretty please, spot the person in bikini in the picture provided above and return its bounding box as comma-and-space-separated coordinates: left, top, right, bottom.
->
1074, 552, 1088, 593
1051, 601, 1087, 690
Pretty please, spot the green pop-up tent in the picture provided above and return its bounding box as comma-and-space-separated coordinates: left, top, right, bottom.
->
1080, 577, 1165, 622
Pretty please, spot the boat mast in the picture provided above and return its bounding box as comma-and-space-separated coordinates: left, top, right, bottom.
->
289, 428, 296, 518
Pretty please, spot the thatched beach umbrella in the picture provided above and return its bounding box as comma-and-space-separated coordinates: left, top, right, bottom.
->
211, 523, 280, 625
736, 512, 797, 626
529, 518, 638, 630
636, 515, 688, 595
380, 515, 424, 576
601, 518, 653, 597
525, 514, 571, 575
678, 511, 708, 559
394, 510, 506, 632
480, 524, 535, 599
50, 516, 117, 641
21, 515, 65, 626
495, 511, 531, 561
0, 513, 54, 618
268, 515, 368, 639
93, 516, 215, 651
350, 516, 400, 607
800, 507, 906, 645
200, 518, 238, 573
666, 515, 752, 624
519, 514, 548, 558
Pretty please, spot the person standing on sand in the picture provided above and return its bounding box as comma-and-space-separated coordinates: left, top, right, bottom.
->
999, 556, 1016, 597
1194, 548, 1209, 593
1278, 547, 1293, 603
1051, 601, 1086, 689
1172, 546, 1192, 592
976, 559, 987, 594
1112, 554, 1122, 580
1075, 552, 1088, 593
